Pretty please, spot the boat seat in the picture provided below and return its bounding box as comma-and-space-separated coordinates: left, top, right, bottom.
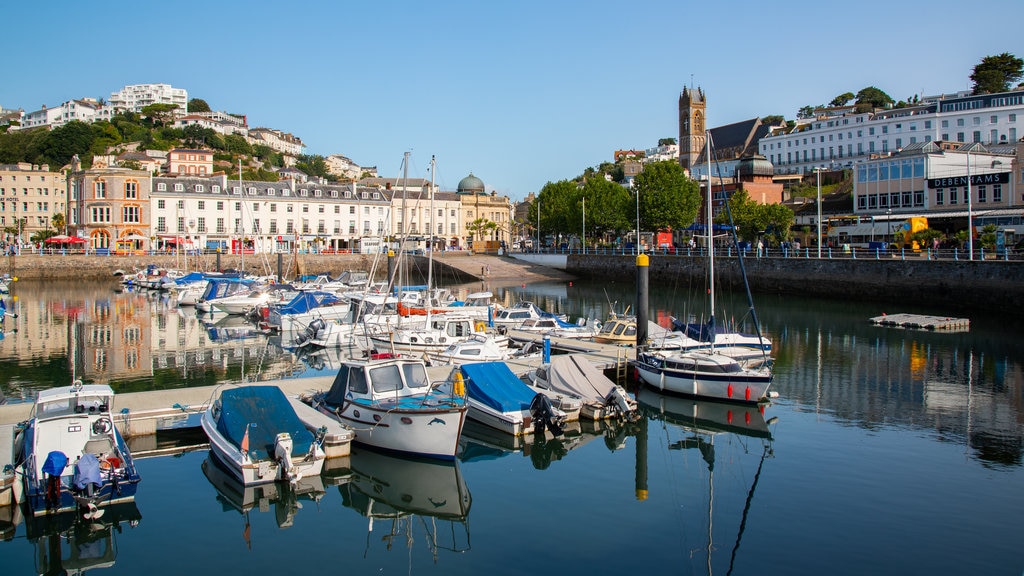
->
83, 437, 114, 457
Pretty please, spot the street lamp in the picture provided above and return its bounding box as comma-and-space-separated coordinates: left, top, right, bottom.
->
815, 167, 823, 258
886, 208, 892, 246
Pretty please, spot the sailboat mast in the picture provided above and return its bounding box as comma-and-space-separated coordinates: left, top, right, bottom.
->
427, 155, 435, 297
238, 159, 245, 274
706, 131, 715, 322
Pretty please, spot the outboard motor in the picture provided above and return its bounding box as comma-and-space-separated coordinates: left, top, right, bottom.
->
529, 393, 564, 437
605, 385, 637, 418
293, 318, 326, 348
274, 432, 298, 483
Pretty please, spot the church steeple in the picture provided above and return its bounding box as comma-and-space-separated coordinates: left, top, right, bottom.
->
678, 86, 706, 172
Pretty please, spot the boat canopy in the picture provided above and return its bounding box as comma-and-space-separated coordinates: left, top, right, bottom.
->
216, 386, 314, 461
460, 362, 536, 413
545, 355, 617, 402
275, 290, 342, 316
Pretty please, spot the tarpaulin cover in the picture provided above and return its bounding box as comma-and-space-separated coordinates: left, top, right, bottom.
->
460, 362, 535, 413
216, 386, 314, 461
42, 451, 68, 477
73, 453, 101, 489
276, 291, 341, 316
546, 355, 616, 402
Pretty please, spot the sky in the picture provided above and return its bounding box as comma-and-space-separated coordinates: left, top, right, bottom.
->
2, 1, 1022, 201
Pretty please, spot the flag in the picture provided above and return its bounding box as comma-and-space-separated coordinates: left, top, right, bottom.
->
240, 423, 250, 455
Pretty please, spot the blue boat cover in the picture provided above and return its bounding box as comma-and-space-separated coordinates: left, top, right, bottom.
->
275, 291, 341, 316
216, 386, 314, 461
42, 451, 68, 477
74, 453, 102, 489
460, 362, 536, 413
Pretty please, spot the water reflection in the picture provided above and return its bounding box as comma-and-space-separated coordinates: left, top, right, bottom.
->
200, 454, 326, 543
636, 390, 775, 576
339, 447, 471, 561
23, 501, 142, 576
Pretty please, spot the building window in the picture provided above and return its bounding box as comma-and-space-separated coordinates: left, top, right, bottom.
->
156, 216, 166, 232
994, 184, 1002, 203
174, 183, 184, 192
197, 217, 206, 232
211, 185, 221, 193
978, 185, 987, 203
195, 184, 204, 193
217, 218, 225, 233
90, 206, 111, 223
936, 188, 944, 205
950, 188, 958, 204
123, 205, 140, 223
94, 180, 106, 199
157, 183, 166, 191
198, 201, 205, 210
157, 199, 166, 209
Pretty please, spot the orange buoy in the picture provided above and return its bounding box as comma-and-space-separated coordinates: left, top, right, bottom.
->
745, 411, 751, 424
745, 386, 751, 401
727, 383, 733, 398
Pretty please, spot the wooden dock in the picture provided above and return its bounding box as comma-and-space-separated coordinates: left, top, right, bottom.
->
869, 313, 970, 331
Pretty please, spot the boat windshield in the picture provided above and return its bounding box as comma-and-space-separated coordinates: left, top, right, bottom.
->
402, 363, 430, 389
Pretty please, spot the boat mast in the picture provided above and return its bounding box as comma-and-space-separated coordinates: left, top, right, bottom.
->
238, 159, 245, 274
706, 131, 715, 340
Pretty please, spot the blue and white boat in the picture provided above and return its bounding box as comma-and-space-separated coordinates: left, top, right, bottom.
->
201, 385, 326, 486
16, 380, 141, 517
307, 353, 467, 460
458, 362, 569, 437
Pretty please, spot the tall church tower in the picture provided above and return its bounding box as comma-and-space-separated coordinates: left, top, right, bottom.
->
678, 87, 707, 172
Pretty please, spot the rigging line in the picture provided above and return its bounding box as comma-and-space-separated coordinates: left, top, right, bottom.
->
708, 133, 771, 364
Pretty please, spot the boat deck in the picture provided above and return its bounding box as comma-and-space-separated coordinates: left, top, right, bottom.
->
869, 313, 970, 331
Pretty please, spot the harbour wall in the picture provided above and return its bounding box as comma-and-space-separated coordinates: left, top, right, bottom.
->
558, 253, 1024, 318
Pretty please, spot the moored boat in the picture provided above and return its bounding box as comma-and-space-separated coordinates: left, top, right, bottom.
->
201, 385, 326, 485
305, 353, 467, 460
15, 380, 141, 517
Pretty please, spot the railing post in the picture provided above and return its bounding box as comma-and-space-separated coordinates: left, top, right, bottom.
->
954, 248, 959, 261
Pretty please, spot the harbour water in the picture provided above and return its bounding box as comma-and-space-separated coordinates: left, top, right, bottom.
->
1, 277, 1022, 575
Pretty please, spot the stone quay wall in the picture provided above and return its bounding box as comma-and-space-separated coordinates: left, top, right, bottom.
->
564, 253, 1024, 318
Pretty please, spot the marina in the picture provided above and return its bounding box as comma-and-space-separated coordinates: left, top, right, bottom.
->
0, 277, 1022, 574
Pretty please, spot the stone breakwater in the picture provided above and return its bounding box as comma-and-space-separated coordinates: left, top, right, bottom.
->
563, 254, 1024, 318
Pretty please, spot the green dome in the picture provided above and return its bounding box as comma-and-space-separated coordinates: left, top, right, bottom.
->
457, 173, 485, 195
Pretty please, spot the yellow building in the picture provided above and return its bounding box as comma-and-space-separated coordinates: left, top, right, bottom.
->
0, 162, 67, 245
457, 173, 512, 251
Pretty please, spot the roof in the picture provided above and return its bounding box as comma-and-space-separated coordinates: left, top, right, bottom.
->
697, 118, 767, 163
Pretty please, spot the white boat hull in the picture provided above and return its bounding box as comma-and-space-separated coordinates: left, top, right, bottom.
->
635, 353, 772, 404
315, 401, 466, 460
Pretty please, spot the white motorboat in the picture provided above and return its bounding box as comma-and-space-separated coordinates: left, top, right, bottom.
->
201, 385, 326, 485
305, 353, 468, 460
458, 361, 569, 437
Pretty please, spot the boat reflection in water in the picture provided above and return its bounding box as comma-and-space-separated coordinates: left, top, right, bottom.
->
340, 447, 471, 561
636, 388, 776, 575
200, 454, 326, 542
24, 501, 141, 576
458, 418, 640, 470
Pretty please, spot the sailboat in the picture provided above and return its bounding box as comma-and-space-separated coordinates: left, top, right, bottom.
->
634, 131, 774, 404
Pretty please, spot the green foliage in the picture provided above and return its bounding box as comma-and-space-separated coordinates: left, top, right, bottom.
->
798, 105, 816, 118
978, 224, 999, 249
295, 154, 332, 180
718, 190, 794, 244
51, 212, 66, 233
580, 177, 631, 239
632, 160, 700, 232
829, 92, 855, 107
534, 180, 580, 235
971, 52, 1024, 94
658, 137, 676, 146
760, 115, 785, 126
140, 103, 178, 126
854, 86, 894, 111
187, 98, 212, 113
39, 121, 95, 167
183, 124, 215, 148
466, 217, 498, 240
223, 134, 253, 155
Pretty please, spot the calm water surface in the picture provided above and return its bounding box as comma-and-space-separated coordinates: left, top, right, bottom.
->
0, 277, 1021, 575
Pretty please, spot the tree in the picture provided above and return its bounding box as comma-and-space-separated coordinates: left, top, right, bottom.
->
40, 121, 95, 167
140, 103, 178, 127
829, 92, 855, 107
970, 52, 1024, 94
854, 87, 894, 112
761, 115, 785, 126
295, 154, 332, 180
797, 105, 816, 118
632, 160, 701, 233
183, 124, 214, 148
534, 180, 580, 238
579, 177, 631, 241
465, 217, 498, 243
658, 137, 677, 146
188, 98, 211, 113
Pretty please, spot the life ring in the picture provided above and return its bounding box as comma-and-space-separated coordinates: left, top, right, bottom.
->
475, 321, 487, 332
92, 417, 112, 435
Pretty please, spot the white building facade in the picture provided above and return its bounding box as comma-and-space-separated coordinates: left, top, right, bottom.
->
759, 90, 1024, 175
109, 83, 188, 114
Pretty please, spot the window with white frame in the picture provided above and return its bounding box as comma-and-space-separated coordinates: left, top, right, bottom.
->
94, 180, 106, 199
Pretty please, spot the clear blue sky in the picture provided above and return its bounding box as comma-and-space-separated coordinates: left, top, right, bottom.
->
2, 1, 1020, 200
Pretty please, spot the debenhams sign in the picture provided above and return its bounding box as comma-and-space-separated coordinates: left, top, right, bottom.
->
928, 172, 1009, 188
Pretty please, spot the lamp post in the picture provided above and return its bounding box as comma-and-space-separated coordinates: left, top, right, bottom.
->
815, 167, 823, 258
886, 208, 892, 246
966, 147, 974, 261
